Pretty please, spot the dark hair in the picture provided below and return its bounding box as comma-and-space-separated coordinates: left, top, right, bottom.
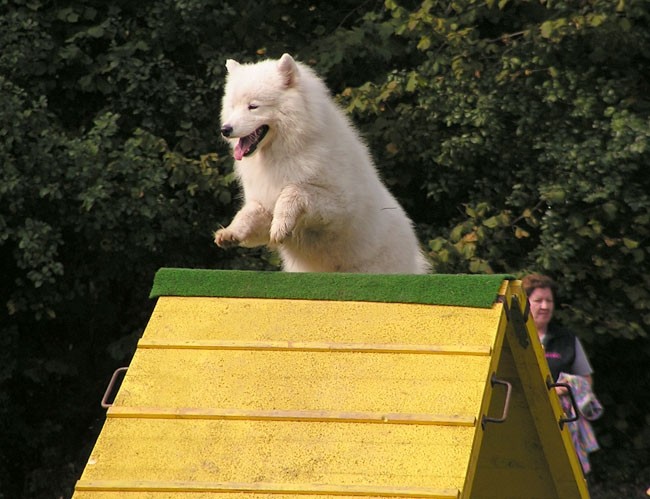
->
521, 273, 557, 298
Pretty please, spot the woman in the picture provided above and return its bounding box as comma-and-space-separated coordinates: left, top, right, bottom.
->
522, 273, 600, 476
522, 273, 593, 384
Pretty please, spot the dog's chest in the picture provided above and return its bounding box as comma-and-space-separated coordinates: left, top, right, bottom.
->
237, 159, 286, 209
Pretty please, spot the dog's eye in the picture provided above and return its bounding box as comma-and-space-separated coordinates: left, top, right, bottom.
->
248, 104, 259, 110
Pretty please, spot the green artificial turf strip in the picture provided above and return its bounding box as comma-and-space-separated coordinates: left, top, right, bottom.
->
150, 268, 513, 309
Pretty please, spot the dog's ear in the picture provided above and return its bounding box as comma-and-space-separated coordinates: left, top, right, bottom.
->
225, 59, 240, 73
277, 53, 298, 88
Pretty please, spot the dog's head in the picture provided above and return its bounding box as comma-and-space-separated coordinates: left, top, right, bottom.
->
220, 54, 301, 160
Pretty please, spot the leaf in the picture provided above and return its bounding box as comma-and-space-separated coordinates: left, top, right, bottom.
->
385, 142, 399, 154
540, 20, 554, 39
87, 25, 105, 38
405, 71, 420, 92
450, 224, 465, 242
542, 186, 566, 203
515, 227, 530, 239
417, 35, 431, 51
385, 0, 399, 11
623, 238, 639, 249
57, 7, 79, 22
587, 14, 607, 28
602, 201, 618, 220
483, 216, 499, 228
462, 231, 478, 243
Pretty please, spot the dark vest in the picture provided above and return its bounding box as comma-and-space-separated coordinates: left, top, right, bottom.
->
542, 325, 576, 381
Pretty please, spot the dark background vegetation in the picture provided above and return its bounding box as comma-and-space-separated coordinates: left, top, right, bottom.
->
2, 0, 650, 497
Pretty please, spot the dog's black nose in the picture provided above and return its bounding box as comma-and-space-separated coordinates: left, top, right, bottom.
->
221, 124, 233, 137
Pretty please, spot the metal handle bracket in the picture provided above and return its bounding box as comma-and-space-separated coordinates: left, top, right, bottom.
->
101, 367, 128, 409
481, 373, 512, 430
546, 377, 580, 429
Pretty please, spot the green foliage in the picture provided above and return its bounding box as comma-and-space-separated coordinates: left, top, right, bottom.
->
1, 0, 649, 496
0, 75, 239, 497
335, 0, 650, 478
342, 0, 650, 342
0, 1, 383, 496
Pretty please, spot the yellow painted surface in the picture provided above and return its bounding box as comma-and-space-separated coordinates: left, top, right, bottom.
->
74, 495, 457, 499
462, 282, 589, 499
142, 297, 502, 348
114, 349, 489, 417
74, 280, 587, 498
466, 338, 558, 498
75, 296, 500, 498
78, 418, 472, 492
457, 302, 509, 499
504, 281, 590, 498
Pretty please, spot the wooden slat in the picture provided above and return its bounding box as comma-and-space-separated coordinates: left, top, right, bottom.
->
112, 349, 490, 417
143, 297, 503, 348
107, 407, 476, 426
76, 419, 472, 492
138, 338, 492, 356
75, 480, 459, 498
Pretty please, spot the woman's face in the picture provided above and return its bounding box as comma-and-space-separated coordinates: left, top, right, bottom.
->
528, 286, 555, 331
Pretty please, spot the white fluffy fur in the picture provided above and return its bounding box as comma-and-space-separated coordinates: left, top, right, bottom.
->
215, 53, 430, 274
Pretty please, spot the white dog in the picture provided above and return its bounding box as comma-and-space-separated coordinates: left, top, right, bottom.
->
215, 53, 430, 274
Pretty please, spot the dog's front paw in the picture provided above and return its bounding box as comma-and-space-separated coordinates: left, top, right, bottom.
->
270, 185, 305, 245
214, 228, 240, 249
269, 218, 293, 245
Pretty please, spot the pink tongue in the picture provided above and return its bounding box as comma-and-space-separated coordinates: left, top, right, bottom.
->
234, 141, 244, 161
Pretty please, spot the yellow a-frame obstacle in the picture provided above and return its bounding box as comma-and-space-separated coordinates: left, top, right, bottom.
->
73, 269, 589, 498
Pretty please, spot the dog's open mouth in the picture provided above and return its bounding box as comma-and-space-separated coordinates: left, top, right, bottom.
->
234, 125, 269, 160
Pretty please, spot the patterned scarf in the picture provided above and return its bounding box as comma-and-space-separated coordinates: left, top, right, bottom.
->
557, 372, 603, 474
